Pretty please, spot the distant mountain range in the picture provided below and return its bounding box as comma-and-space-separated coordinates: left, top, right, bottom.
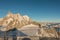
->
0, 12, 59, 38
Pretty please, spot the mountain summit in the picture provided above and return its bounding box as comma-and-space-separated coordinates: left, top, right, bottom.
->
0, 12, 31, 31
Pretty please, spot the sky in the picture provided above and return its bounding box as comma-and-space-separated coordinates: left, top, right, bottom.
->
0, 0, 60, 22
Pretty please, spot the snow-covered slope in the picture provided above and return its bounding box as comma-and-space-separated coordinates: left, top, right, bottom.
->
38, 27, 58, 38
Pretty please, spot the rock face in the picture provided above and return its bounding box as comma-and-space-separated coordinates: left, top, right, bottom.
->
0, 12, 31, 31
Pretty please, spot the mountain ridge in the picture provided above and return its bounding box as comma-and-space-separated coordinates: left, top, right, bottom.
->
0, 12, 31, 31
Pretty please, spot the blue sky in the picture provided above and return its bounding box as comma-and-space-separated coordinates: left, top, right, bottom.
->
0, 0, 60, 22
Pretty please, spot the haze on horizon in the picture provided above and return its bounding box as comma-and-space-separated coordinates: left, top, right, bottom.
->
0, 0, 60, 22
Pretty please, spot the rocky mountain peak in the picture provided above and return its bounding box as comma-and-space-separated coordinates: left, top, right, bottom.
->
0, 12, 31, 31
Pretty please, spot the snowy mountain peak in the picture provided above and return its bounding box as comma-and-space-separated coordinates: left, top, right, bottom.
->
7, 11, 13, 17
0, 12, 31, 31
23, 15, 30, 21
